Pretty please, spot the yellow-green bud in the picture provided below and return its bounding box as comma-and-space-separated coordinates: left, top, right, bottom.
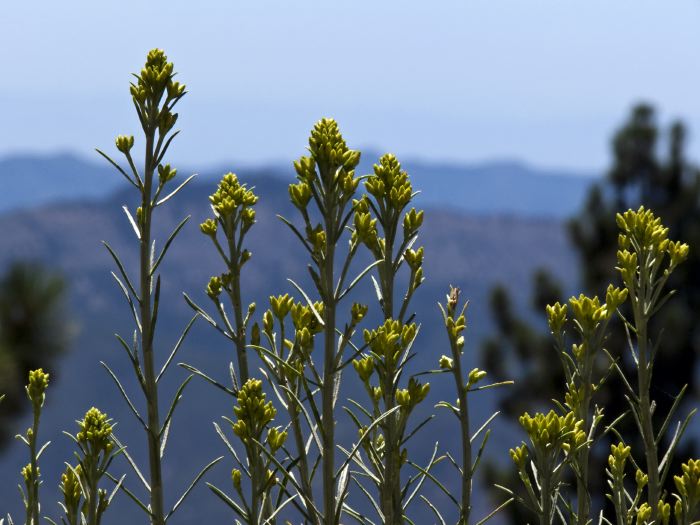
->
27, 368, 50, 407
115, 135, 134, 154
439, 355, 453, 370
545, 302, 567, 336
352, 356, 374, 382
267, 426, 288, 452
509, 444, 528, 469
206, 275, 223, 299
200, 218, 217, 237
395, 389, 410, 407
403, 208, 424, 234
467, 368, 487, 388
270, 294, 294, 319
158, 163, 177, 184
636, 469, 648, 489
232, 468, 242, 490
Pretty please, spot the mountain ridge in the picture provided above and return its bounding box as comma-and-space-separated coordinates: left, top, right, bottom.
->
0, 152, 596, 218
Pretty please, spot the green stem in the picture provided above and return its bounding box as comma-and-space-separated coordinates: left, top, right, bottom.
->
452, 354, 472, 525
322, 240, 337, 525
288, 394, 318, 524
540, 469, 552, 525
575, 350, 594, 525
86, 457, 99, 525
28, 408, 40, 525
637, 321, 660, 521
227, 250, 249, 384
141, 130, 166, 525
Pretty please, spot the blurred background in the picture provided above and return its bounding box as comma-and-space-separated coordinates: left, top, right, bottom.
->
0, 1, 698, 523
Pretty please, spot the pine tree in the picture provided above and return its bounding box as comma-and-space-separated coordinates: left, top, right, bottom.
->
483, 103, 700, 522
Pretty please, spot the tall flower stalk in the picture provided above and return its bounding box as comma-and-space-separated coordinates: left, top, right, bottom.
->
97, 49, 218, 525
612, 207, 693, 524
57, 408, 121, 525
351, 153, 428, 525
439, 287, 512, 525
544, 285, 627, 524
185, 173, 259, 390
17, 369, 50, 525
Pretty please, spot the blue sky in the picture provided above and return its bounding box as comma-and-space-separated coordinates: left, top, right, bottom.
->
1, 1, 698, 172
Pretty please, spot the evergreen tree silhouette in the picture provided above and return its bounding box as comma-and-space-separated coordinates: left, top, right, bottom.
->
0, 262, 68, 448
483, 103, 700, 522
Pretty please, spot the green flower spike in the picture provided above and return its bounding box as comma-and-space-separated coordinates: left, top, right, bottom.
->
77, 407, 114, 455
26, 368, 49, 408
673, 458, 700, 523
232, 379, 276, 443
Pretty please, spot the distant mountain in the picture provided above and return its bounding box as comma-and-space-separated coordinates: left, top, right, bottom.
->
0, 172, 578, 523
0, 152, 597, 217
0, 169, 581, 523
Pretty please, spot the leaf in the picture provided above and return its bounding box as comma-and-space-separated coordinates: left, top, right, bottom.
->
100, 362, 147, 430
95, 149, 138, 188
155, 129, 181, 166
166, 456, 223, 519
472, 428, 492, 475
160, 375, 194, 440
337, 406, 401, 475
105, 472, 153, 516
122, 205, 141, 239
370, 275, 383, 303
420, 495, 446, 525
287, 278, 324, 326
114, 332, 145, 391
262, 494, 298, 524
151, 216, 191, 275
111, 434, 151, 491
471, 411, 499, 444
655, 384, 688, 446
334, 464, 351, 523
110, 271, 142, 332
36, 440, 51, 459
337, 259, 383, 301
156, 174, 197, 207
157, 314, 198, 382
403, 443, 440, 509
207, 484, 248, 520
277, 214, 312, 254
103, 241, 139, 301
178, 363, 236, 396
408, 459, 459, 509
474, 498, 515, 525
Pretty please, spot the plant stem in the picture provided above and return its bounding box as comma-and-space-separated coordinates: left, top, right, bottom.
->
28, 409, 40, 525
452, 353, 472, 525
322, 226, 337, 525
540, 470, 552, 525
379, 218, 403, 525
637, 321, 660, 522
141, 130, 166, 525
575, 347, 594, 525
227, 253, 249, 384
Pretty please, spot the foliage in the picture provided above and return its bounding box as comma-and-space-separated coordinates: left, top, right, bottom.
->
0, 262, 68, 448
1, 53, 698, 525
483, 104, 700, 523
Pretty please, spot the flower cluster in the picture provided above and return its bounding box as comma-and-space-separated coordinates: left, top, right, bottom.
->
232, 379, 277, 444
673, 458, 700, 522
77, 407, 114, 456
208, 173, 258, 222
26, 368, 49, 408
518, 410, 586, 455
129, 48, 185, 135
363, 319, 418, 368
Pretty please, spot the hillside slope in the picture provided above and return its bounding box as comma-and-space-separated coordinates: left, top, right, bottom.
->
0, 175, 577, 523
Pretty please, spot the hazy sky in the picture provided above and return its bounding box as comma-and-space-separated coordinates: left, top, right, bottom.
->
1, 1, 698, 172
